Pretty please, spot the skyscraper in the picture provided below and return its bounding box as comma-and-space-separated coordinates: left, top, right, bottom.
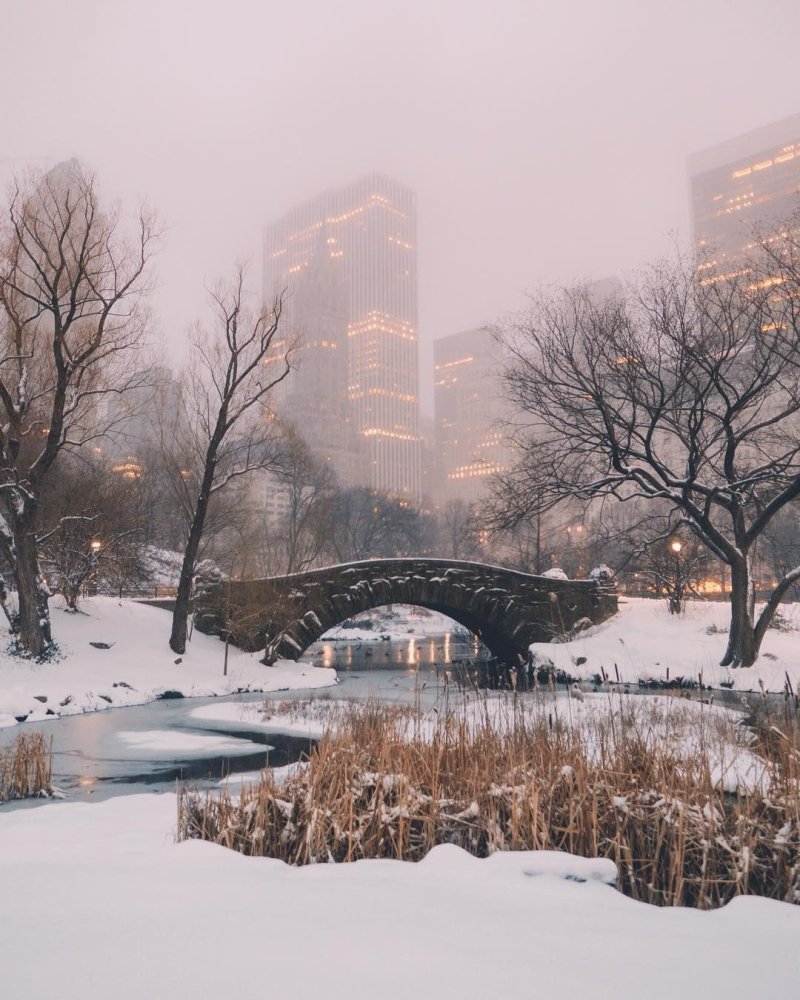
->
271, 226, 359, 483
264, 174, 421, 499
689, 113, 800, 268
433, 327, 509, 504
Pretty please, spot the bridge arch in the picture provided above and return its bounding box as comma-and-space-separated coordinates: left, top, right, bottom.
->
194, 558, 618, 666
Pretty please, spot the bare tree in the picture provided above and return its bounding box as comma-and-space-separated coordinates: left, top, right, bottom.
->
169, 267, 291, 654
0, 162, 158, 655
437, 498, 483, 561
265, 426, 338, 575
150, 388, 261, 573
329, 487, 431, 562
37, 454, 146, 609
494, 235, 800, 667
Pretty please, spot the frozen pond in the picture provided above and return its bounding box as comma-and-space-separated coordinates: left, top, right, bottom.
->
0, 632, 488, 805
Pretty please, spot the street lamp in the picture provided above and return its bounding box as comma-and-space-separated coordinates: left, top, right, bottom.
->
88, 540, 102, 598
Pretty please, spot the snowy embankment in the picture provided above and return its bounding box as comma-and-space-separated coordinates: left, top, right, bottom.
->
533, 597, 800, 691
0, 794, 798, 1000
0, 597, 336, 728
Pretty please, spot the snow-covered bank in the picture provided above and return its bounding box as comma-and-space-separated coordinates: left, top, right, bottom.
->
0, 597, 336, 728
533, 597, 800, 691
0, 794, 798, 1000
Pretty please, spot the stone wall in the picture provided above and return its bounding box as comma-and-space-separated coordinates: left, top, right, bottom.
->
195, 558, 618, 665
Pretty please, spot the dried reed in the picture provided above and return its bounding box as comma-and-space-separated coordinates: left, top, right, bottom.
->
178, 694, 800, 908
0, 731, 53, 801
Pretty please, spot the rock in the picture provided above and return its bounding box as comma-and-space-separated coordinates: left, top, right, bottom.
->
157, 689, 184, 700
112, 681, 134, 689
98, 694, 113, 704
174, 658, 183, 665
33, 695, 48, 703
89, 641, 114, 650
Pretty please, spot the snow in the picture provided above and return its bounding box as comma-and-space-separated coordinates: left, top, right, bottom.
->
533, 597, 800, 691
0, 793, 798, 1000
193, 691, 767, 794
140, 545, 184, 588
321, 603, 472, 642
191, 699, 329, 738
0, 596, 336, 727
550, 693, 769, 793
116, 730, 264, 754
216, 760, 308, 787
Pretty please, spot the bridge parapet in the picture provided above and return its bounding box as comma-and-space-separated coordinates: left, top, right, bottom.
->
194, 558, 617, 665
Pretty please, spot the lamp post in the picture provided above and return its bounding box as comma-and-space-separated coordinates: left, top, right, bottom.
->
670, 540, 682, 614
88, 539, 102, 597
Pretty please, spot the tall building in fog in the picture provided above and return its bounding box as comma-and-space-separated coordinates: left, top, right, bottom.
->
274, 228, 360, 483
689, 113, 800, 269
433, 327, 509, 504
264, 174, 421, 499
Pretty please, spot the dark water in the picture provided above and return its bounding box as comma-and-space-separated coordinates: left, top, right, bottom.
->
0, 693, 316, 804
0, 632, 485, 806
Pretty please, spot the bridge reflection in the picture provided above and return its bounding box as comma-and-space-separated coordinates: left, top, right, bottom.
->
303, 632, 488, 672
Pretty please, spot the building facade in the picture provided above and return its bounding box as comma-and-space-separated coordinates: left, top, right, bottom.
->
689, 113, 800, 268
433, 327, 509, 505
263, 174, 421, 499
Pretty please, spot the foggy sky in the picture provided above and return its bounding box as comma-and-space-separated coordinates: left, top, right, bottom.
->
3, 0, 800, 414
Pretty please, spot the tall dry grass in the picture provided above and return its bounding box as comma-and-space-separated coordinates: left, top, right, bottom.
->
0, 732, 53, 801
178, 694, 800, 908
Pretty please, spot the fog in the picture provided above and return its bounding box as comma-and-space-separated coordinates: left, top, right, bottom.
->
3, 0, 799, 411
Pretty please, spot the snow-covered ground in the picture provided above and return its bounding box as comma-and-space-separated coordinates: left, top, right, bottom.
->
0, 793, 797, 1000
533, 597, 800, 691
322, 603, 472, 642
0, 597, 336, 728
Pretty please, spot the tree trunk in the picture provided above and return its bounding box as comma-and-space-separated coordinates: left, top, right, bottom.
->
721, 557, 758, 667
64, 583, 79, 612
12, 508, 52, 657
170, 493, 211, 654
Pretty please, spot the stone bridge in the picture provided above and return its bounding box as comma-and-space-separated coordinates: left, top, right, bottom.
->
194, 559, 617, 666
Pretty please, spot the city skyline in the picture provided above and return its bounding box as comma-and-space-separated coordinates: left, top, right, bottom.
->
433, 327, 509, 505
264, 173, 422, 499
689, 111, 800, 270
6, 2, 800, 422
260, 107, 800, 510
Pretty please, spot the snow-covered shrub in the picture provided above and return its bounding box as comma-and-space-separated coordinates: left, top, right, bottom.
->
590, 564, 616, 582
193, 560, 226, 600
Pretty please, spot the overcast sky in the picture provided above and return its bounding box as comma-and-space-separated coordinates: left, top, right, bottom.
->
3, 0, 800, 412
